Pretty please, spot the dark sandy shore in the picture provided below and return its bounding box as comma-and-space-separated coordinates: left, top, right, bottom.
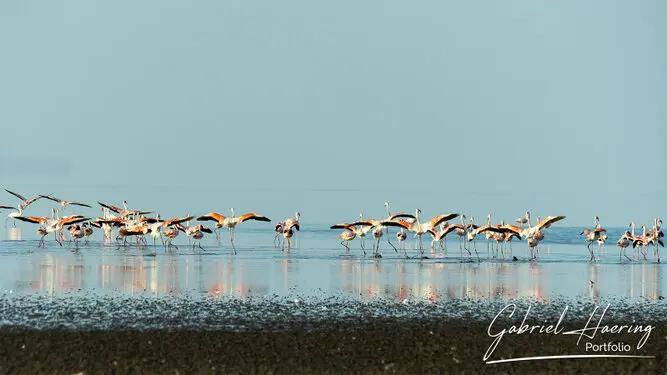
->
1, 294, 665, 374
1, 318, 665, 374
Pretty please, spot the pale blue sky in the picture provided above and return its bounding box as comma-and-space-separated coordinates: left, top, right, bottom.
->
1, 1, 665, 228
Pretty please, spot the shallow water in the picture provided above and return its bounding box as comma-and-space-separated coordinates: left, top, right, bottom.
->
0, 225, 664, 303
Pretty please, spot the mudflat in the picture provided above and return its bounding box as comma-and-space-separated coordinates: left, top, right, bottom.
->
2, 317, 664, 374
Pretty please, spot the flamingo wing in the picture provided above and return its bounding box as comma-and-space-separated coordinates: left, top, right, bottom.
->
536, 216, 566, 231
237, 213, 271, 223
14, 216, 48, 224
348, 220, 375, 228
164, 216, 195, 227
330, 223, 353, 230
428, 213, 461, 228
61, 217, 91, 226
5, 189, 28, 202
383, 220, 411, 230
388, 213, 416, 221
499, 225, 523, 237
98, 202, 123, 213
68, 201, 91, 208
197, 212, 225, 223
0, 205, 17, 210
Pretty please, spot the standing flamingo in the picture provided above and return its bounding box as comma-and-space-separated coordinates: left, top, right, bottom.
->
616, 224, 632, 261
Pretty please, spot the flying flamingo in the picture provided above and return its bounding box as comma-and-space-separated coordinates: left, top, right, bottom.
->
196, 209, 271, 253
39, 195, 91, 209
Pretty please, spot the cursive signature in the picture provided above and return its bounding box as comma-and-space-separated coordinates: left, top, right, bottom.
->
484, 303, 653, 361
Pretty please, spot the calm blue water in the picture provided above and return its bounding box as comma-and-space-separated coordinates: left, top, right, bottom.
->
0, 225, 663, 303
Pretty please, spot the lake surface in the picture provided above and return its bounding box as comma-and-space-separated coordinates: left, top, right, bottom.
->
1, 225, 664, 303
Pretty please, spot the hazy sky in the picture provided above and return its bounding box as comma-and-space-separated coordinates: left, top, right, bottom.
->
1, 1, 665, 229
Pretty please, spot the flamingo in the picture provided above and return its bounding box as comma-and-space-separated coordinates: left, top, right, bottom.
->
396, 228, 407, 256
82, 223, 94, 245
331, 222, 367, 255
4, 205, 22, 228
337, 228, 357, 252
282, 227, 295, 250
182, 225, 212, 250
500, 213, 566, 259
147, 215, 193, 246
67, 224, 85, 249
280, 212, 301, 248
516, 217, 528, 228
386, 209, 460, 257
4, 189, 47, 209
37, 227, 48, 248
581, 228, 607, 261
616, 224, 632, 261
371, 226, 384, 258
383, 202, 416, 251
427, 222, 457, 252
332, 213, 374, 251
163, 226, 180, 250
273, 221, 285, 247
14, 215, 49, 246
196, 208, 271, 253
522, 212, 566, 239
39, 195, 91, 209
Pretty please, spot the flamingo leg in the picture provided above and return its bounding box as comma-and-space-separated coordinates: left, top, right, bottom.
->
385, 228, 397, 252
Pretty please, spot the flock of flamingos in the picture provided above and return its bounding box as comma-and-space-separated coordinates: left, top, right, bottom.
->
0, 189, 663, 263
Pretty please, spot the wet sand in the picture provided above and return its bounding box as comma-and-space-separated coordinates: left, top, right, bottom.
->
2, 318, 665, 374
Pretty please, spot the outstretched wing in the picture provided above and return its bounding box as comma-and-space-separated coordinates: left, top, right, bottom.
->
536, 216, 566, 231
164, 216, 194, 227
428, 213, 461, 228
14, 216, 48, 224
388, 213, 416, 221
61, 217, 91, 226
237, 213, 271, 223
197, 212, 225, 223
68, 201, 91, 208
5, 189, 27, 202
330, 223, 353, 230
98, 202, 123, 213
